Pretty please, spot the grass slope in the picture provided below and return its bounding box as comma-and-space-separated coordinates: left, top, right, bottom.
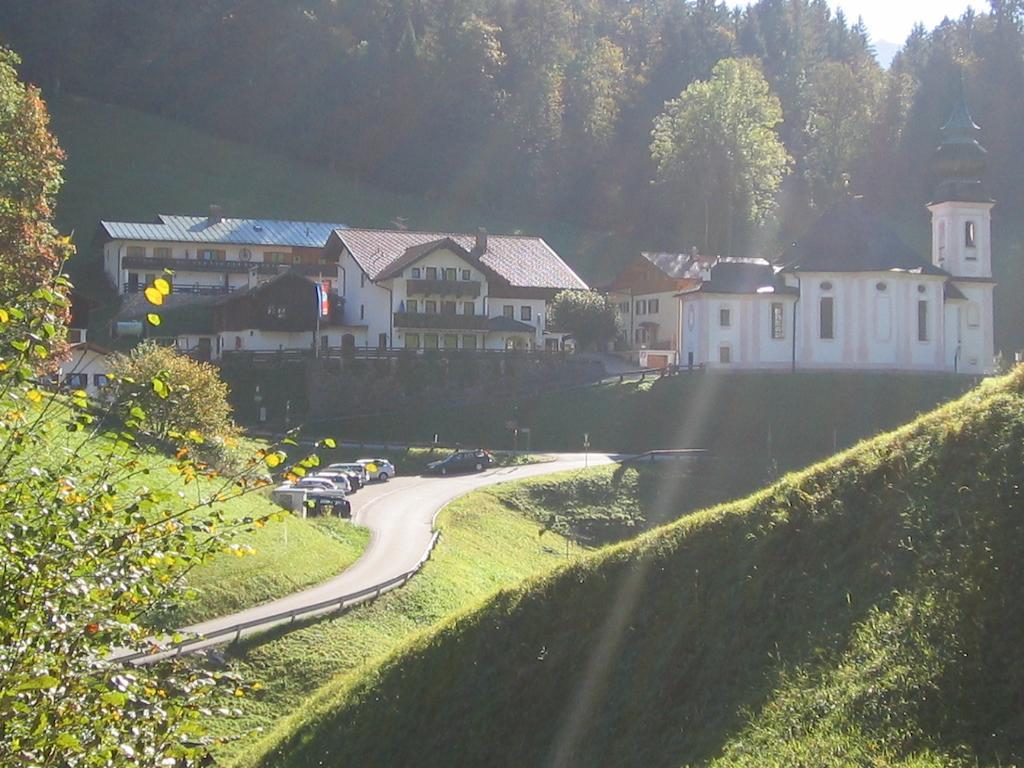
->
27, 399, 368, 626
45, 93, 624, 301
204, 489, 576, 763
238, 370, 1024, 768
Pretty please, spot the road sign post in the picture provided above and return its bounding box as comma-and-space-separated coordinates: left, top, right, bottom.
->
583, 432, 590, 468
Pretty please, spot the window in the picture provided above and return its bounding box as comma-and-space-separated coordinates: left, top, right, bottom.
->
771, 303, 784, 339
719, 346, 732, 364
875, 295, 892, 341
463, 301, 475, 315
93, 374, 111, 388
411, 267, 422, 279
503, 305, 514, 318
444, 268, 457, 281
321, 335, 329, 349
937, 221, 946, 262
67, 329, 82, 343
965, 221, 977, 249
635, 300, 647, 315
967, 303, 981, 328
379, 333, 388, 349
425, 300, 437, 314
719, 307, 731, 328
154, 246, 171, 259
360, 304, 365, 320
918, 300, 929, 342
406, 299, 418, 314
360, 272, 367, 287
619, 302, 630, 314
648, 299, 659, 314
461, 269, 472, 280
265, 251, 290, 264
65, 373, 87, 389
405, 333, 420, 349
424, 333, 439, 349
442, 301, 457, 315
126, 245, 146, 259
820, 297, 834, 340
201, 249, 226, 261
425, 267, 438, 280
520, 306, 532, 322
462, 335, 478, 349
443, 334, 459, 349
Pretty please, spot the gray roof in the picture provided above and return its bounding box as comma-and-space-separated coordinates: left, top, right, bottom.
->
333, 228, 588, 291
99, 215, 347, 248
487, 316, 536, 333
679, 259, 797, 296
640, 252, 704, 280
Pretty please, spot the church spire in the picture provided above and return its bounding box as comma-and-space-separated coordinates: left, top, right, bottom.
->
931, 76, 992, 204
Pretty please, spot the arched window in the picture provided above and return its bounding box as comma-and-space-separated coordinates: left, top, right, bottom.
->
965, 221, 977, 249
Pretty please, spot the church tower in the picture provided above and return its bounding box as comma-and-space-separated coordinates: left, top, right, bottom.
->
927, 82, 996, 374
927, 84, 994, 279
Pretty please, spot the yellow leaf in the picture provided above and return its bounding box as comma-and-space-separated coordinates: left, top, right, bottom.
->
26, 390, 42, 403
144, 287, 163, 306
146, 313, 161, 326
264, 452, 283, 468
153, 278, 171, 296
0, 309, 8, 323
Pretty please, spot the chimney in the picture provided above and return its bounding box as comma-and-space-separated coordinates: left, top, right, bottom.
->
475, 227, 488, 254
208, 205, 223, 225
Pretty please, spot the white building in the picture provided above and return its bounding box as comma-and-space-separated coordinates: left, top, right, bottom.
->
678, 93, 996, 375
324, 228, 588, 351
59, 342, 113, 397
97, 209, 345, 298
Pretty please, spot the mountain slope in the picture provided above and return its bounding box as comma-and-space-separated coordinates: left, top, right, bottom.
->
238, 369, 1024, 768
45, 93, 625, 297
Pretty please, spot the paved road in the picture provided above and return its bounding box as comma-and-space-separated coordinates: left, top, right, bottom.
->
134, 453, 619, 659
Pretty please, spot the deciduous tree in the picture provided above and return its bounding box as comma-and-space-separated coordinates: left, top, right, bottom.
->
549, 290, 621, 351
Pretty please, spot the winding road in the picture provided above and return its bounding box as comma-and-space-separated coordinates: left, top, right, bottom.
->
133, 452, 619, 660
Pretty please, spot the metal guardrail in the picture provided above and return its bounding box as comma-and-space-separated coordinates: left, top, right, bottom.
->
118, 530, 442, 665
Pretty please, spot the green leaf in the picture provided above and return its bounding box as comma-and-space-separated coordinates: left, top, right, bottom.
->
146, 313, 161, 327
16, 674, 59, 691
322, 438, 337, 449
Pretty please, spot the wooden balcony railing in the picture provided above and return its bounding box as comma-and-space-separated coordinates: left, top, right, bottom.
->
405, 278, 481, 298
393, 312, 490, 331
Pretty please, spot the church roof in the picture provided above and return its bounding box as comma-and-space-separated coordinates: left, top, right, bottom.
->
678, 258, 796, 296
783, 198, 948, 276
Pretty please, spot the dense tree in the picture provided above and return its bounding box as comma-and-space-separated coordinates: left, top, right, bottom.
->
650, 58, 791, 254
549, 289, 621, 351
110, 339, 239, 446
0, 49, 70, 312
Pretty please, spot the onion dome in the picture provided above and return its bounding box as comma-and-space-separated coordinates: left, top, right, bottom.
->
932, 80, 992, 204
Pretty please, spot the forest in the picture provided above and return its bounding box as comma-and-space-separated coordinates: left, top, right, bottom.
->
0, 0, 1022, 258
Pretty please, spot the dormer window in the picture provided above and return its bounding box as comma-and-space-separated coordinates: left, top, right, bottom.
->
965, 221, 977, 250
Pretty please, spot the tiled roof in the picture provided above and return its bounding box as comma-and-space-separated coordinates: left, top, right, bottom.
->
334, 228, 588, 290
783, 198, 947, 275
99, 215, 347, 248
487, 316, 536, 333
679, 259, 797, 296
641, 252, 704, 279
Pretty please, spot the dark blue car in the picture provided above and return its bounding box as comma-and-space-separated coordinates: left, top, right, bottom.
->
425, 450, 494, 476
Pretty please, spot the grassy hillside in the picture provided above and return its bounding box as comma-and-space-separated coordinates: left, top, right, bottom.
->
45, 92, 626, 299
204, 486, 577, 762
237, 370, 1024, 768
26, 398, 369, 627
319, 371, 974, 470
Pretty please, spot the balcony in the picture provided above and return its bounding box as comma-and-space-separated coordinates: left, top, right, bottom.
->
406, 278, 481, 298
123, 255, 253, 274
124, 283, 236, 296
393, 312, 490, 331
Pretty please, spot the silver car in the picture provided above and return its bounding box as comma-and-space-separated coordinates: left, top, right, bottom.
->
356, 458, 395, 481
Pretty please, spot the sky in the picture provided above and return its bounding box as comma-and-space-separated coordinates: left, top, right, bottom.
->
826, 0, 981, 43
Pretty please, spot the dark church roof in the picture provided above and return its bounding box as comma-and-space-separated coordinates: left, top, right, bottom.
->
678, 258, 796, 296
783, 198, 948, 276
931, 82, 993, 205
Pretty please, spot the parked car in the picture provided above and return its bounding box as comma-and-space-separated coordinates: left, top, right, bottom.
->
325, 463, 370, 489
292, 477, 349, 495
356, 458, 396, 481
425, 450, 494, 476
314, 469, 361, 492
304, 493, 352, 518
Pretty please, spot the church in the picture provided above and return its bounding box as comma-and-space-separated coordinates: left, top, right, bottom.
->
677, 92, 996, 375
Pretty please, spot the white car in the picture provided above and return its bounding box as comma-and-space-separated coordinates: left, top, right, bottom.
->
292, 477, 349, 495
311, 471, 355, 493
357, 458, 395, 481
